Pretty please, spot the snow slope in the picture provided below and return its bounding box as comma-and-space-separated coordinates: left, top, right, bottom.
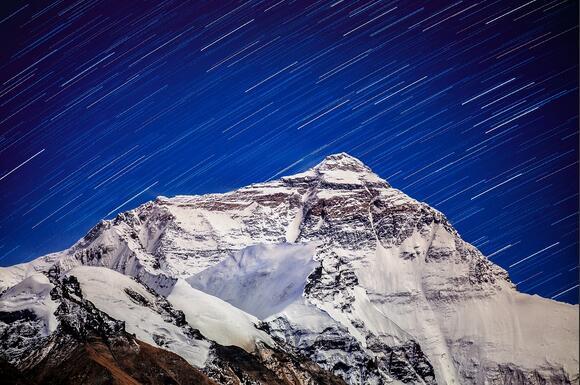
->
187, 241, 431, 384
69, 266, 211, 368
0, 273, 58, 335
0, 253, 62, 293
168, 278, 273, 351
188, 242, 318, 319
0, 152, 577, 385
356, 235, 578, 383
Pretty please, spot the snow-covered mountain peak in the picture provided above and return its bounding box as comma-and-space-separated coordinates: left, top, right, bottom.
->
318, 153, 389, 185
281, 153, 389, 188
0, 152, 577, 385
317, 152, 368, 172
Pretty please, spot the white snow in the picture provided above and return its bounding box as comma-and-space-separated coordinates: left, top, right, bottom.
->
266, 298, 335, 332
0, 152, 577, 385
188, 242, 318, 319
0, 273, 58, 335
69, 266, 211, 368
356, 239, 462, 382
355, 234, 579, 384
285, 206, 304, 243
167, 278, 273, 352
442, 290, 579, 378
0, 252, 63, 293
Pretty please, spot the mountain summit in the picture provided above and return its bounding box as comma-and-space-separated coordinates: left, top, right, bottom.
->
1, 153, 578, 385
315, 152, 376, 175
283, 152, 389, 188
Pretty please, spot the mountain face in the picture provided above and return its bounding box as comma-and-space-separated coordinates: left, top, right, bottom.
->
1, 153, 578, 385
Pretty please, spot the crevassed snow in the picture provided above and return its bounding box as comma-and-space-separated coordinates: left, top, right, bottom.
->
188, 242, 317, 319
69, 266, 211, 368
167, 278, 273, 351
0, 273, 58, 335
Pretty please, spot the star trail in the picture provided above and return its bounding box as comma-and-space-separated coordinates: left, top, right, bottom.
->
0, 1, 578, 303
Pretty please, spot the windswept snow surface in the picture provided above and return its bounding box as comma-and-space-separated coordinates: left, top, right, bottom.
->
167, 278, 273, 352
188, 242, 317, 319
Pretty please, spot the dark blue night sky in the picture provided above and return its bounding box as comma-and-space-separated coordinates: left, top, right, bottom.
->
0, 1, 578, 303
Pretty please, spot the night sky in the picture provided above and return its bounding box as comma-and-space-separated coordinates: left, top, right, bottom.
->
0, 0, 578, 303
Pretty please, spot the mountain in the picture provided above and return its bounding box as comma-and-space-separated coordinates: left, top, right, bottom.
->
1, 152, 578, 385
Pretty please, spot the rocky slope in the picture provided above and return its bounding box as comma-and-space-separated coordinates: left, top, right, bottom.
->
0, 266, 346, 385
1, 153, 578, 384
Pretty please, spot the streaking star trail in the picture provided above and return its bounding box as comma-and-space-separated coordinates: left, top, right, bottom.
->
0, 0, 578, 303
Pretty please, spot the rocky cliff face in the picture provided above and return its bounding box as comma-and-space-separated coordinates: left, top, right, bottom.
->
1, 153, 578, 385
